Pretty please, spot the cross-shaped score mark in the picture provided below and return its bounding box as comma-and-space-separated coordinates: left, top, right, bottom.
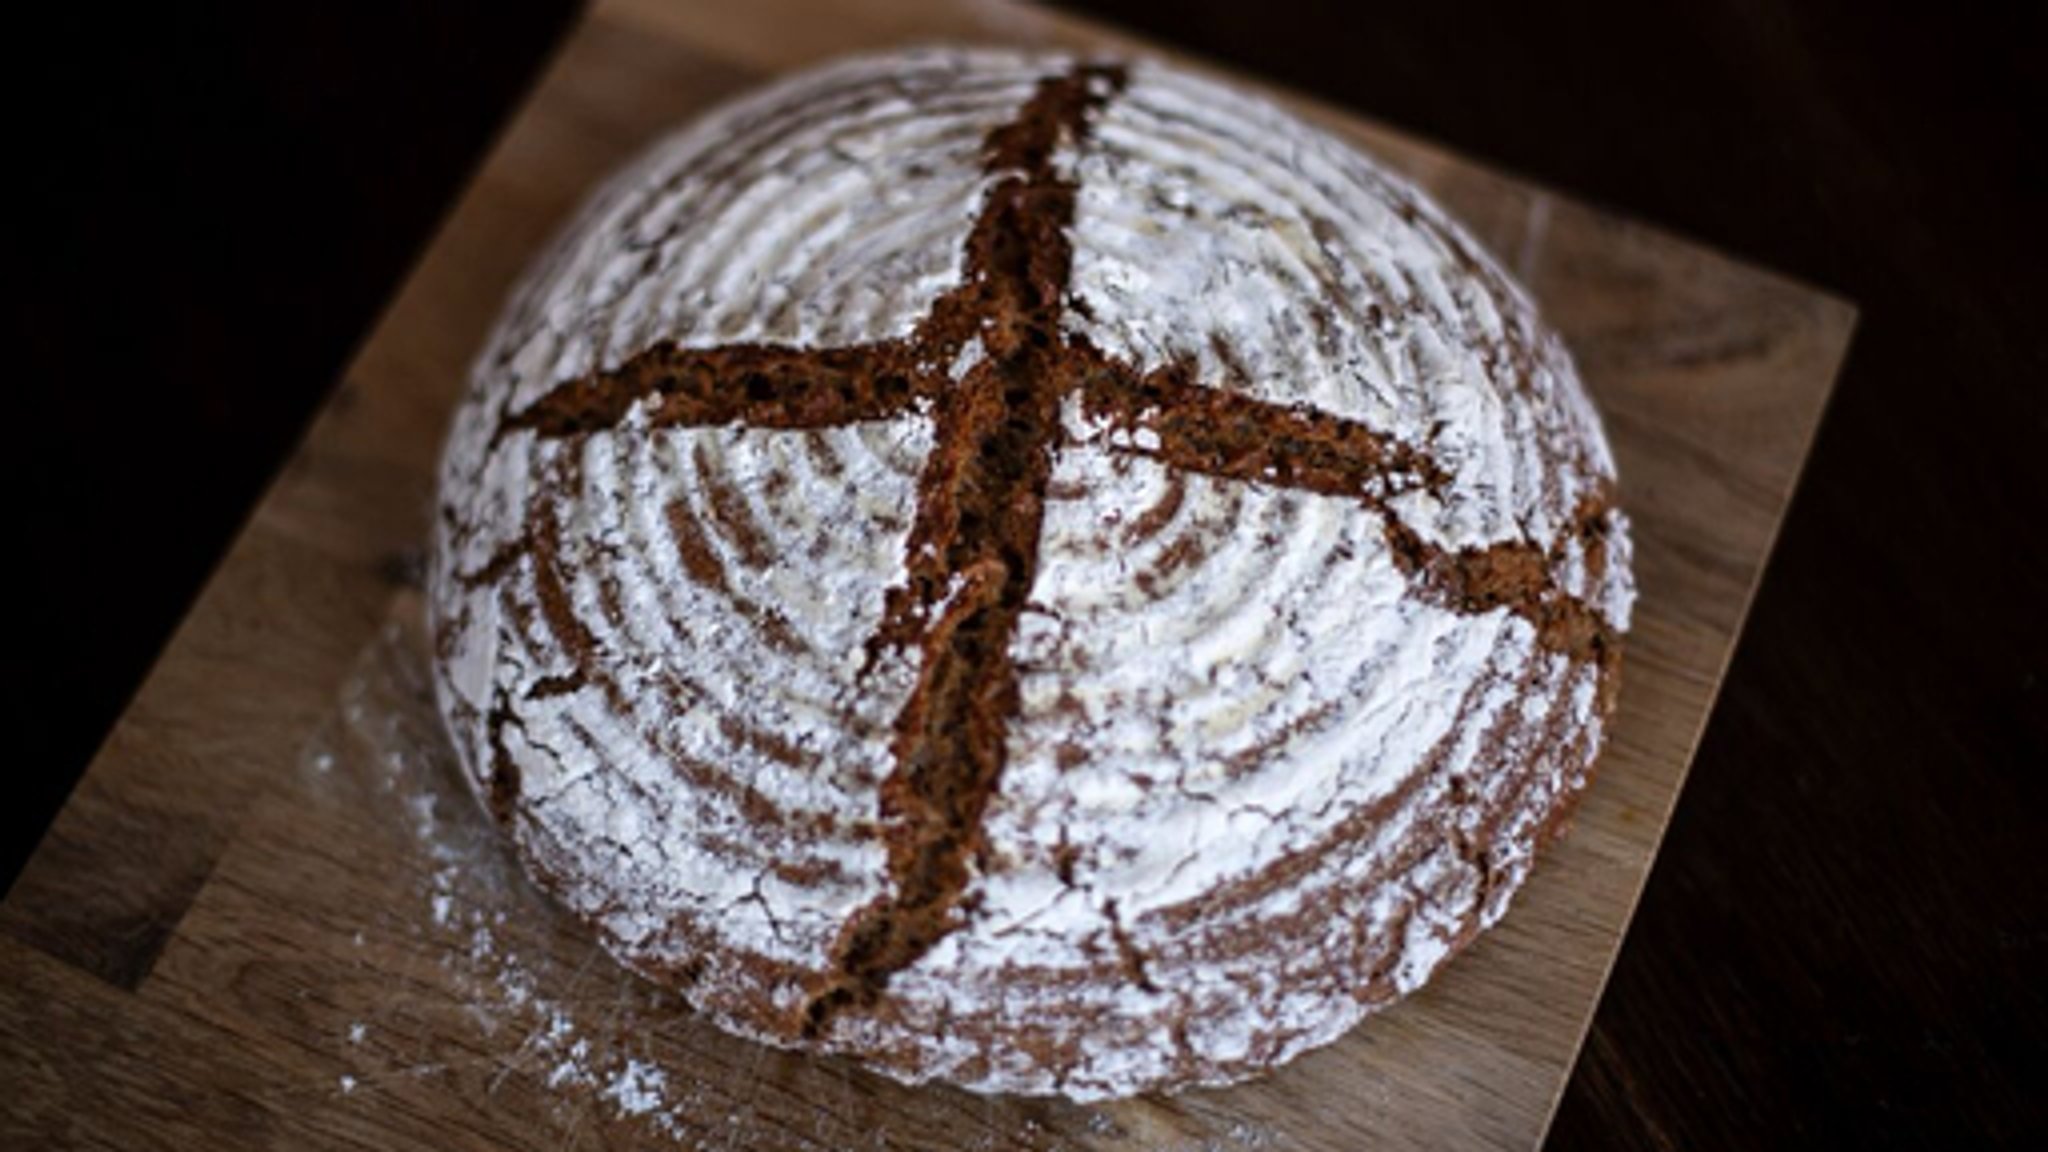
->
484, 63, 1614, 1033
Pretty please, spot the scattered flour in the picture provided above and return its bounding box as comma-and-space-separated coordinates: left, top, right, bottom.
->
604, 1059, 668, 1117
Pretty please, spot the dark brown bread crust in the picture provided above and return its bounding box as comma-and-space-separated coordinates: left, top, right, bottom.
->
431, 50, 1634, 1100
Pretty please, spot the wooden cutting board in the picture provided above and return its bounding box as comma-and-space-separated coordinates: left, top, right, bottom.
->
0, 1, 1854, 1148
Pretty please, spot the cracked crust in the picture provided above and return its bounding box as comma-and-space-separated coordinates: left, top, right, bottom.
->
429, 49, 1635, 1101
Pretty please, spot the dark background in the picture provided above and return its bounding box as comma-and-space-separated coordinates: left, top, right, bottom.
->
6, 2, 2042, 1147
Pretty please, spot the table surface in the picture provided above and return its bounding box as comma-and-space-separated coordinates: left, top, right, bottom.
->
5, 1, 2041, 1149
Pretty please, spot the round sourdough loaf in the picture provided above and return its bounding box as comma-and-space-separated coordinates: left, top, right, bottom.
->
429, 48, 1635, 1101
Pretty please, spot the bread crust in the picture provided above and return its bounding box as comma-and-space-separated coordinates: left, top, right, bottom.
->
429, 49, 1634, 1101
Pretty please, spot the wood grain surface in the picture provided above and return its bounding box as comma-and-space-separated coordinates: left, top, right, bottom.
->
0, 1, 1852, 1148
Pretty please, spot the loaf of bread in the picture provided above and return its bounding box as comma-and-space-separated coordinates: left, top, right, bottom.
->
429, 48, 1634, 1101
